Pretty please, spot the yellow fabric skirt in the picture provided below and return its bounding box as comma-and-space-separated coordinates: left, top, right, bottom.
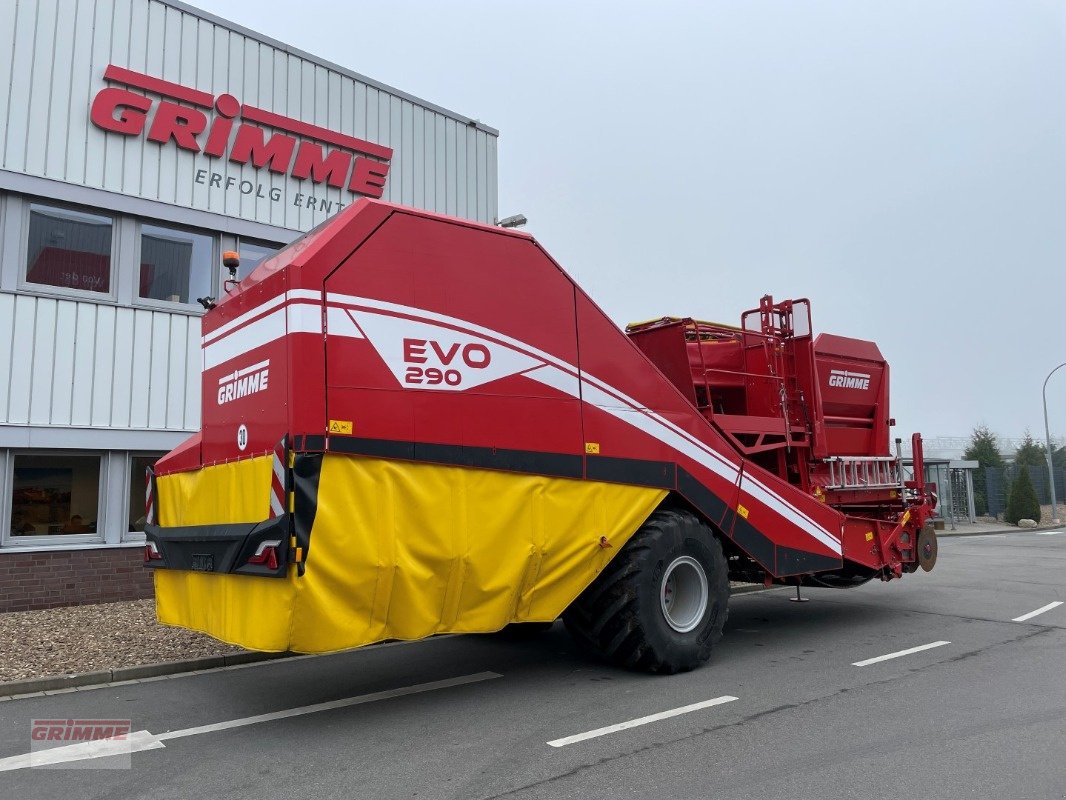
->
154, 454, 665, 653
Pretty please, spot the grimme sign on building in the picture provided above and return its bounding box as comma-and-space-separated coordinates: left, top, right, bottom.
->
91, 64, 393, 215
0, 0, 498, 612
0, 0, 499, 237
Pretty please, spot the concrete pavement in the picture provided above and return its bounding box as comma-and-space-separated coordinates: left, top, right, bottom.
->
1, 527, 1063, 799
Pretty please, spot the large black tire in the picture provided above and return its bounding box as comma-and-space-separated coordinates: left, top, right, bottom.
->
563, 508, 729, 674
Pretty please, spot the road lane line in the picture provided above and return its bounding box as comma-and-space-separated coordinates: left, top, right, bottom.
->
0, 671, 501, 771
852, 641, 950, 667
1036, 530, 1062, 536
1012, 601, 1064, 622
547, 695, 738, 747
157, 670, 501, 741
0, 634, 470, 702
0, 730, 165, 772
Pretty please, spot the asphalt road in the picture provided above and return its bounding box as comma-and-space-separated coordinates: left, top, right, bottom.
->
3, 529, 1065, 800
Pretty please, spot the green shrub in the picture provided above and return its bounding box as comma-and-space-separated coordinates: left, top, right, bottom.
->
1005, 467, 1041, 525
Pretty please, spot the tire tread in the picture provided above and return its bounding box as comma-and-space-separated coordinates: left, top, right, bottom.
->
564, 508, 729, 674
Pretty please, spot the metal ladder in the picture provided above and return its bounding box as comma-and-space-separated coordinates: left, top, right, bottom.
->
824, 457, 902, 490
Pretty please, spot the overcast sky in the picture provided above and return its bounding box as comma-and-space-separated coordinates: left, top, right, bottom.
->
206, 0, 1066, 450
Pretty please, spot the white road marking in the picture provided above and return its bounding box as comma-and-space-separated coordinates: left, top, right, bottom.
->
1036, 530, 1063, 536
0, 730, 165, 772
155, 671, 501, 741
0, 633, 464, 702
852, 641, 951, 667
547, 695, 738, 747
0, 671, 501, 771
1012, 601, 1064, 622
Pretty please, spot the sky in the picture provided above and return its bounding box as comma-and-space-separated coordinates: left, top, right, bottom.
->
204, 0, 1066, 451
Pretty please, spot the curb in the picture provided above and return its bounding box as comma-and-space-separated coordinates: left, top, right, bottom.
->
937, 525, 1061, 537
730, 584, 771, 595
0, 650, 292, 699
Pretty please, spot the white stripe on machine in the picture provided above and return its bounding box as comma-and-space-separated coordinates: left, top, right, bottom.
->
199, 291, 841, 552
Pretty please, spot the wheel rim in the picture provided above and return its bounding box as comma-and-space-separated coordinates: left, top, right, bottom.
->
918, 527, 938, 572
660, 555, 709, 633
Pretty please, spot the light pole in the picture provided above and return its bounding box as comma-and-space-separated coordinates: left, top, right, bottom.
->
1042, 362, 1066, 524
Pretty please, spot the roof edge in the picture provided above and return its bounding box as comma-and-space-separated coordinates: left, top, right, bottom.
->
163, 0, 500, 137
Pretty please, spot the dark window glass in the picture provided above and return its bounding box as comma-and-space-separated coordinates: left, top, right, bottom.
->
25, 204, 112, 293
237, 240, 281, 281
139, 224, 214, 304
10, 455, 100, 536
128, 455, 161, 532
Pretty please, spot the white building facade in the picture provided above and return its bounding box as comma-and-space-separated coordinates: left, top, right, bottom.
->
0, 0, 498, 608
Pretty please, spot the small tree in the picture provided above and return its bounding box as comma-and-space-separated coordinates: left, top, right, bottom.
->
1014, 430, 1046, 468
964, 425, 1004, 515
1005, 467, 1041, 525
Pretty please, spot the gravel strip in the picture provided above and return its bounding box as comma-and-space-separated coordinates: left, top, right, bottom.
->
0, 599, 243, 683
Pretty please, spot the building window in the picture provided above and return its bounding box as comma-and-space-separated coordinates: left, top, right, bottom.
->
10, 454, 101, 536
139, 223, 215, 304
25, 203, 113, 294
236, 239, 281, 281
128, 455, 162, 532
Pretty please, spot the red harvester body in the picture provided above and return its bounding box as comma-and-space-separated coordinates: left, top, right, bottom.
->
145, 200, 936, 670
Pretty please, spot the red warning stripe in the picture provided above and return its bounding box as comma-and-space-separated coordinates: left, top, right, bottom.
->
144, 466, 156, 525
269, 437, 287, 518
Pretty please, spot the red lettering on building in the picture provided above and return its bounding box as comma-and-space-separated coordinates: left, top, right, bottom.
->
348, 157, 390, 199
147, 101, 208, 152
203, 117, 234, 158
229, 126, 297, 174
90, 87, 152, 135
291, 141, 352, 189
89, 65, 392, 198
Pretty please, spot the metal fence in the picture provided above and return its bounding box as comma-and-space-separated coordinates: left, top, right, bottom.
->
984, 465, 1066, 518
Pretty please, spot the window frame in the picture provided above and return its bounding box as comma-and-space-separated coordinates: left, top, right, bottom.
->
133, 218, 218, 313
17, 200, 119, 302
234, 236, 283, 282
2, 450, 107, 548
122, 451, 165, 542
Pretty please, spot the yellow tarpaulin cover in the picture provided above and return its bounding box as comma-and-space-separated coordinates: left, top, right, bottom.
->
157, 455, 273, 525
155, 454, 665, 653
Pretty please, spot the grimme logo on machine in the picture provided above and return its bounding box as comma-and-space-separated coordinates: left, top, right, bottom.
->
90, 65, 392, 206
218, 360, 270, 405
350, 312, 545, 392
828, 369, 871, 390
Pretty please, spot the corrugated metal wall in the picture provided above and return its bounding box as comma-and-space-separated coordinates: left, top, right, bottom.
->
0, 0, 498, 230
0, 293, 201, 431
0, 0, 500, 440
